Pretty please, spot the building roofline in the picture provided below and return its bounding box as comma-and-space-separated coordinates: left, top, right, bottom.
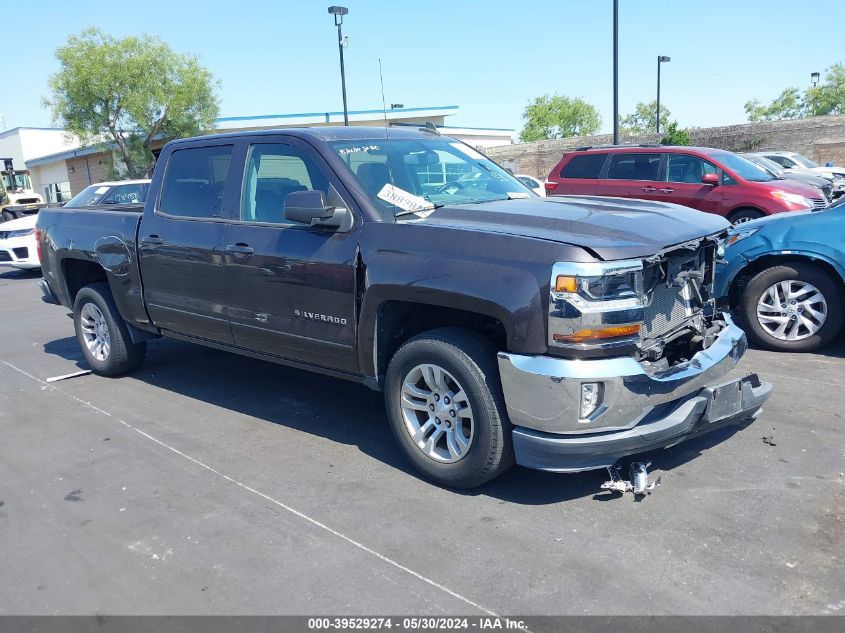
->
26, 143, 112, 167
0, 126, 68, 139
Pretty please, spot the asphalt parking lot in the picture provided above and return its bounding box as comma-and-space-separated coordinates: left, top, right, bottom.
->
1, 267, 843, 617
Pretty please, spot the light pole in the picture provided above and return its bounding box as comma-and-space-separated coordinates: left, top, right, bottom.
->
328, 6, 349, 126
612, 0, 619, 144
656, 55, 671, 134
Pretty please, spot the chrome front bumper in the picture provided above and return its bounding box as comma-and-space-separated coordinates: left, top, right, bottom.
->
497, 314, 772, 472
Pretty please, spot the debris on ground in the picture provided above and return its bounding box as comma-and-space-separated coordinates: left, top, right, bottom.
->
762, 435, 777, 446
45, 369, 92, 383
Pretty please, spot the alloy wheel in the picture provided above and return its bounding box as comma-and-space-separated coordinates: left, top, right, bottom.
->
80, 302, 111, 361
399, 363, 474, 463
756, 280, 827, 341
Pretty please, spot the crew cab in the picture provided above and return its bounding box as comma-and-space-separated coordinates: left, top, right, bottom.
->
37, 127, 771, 489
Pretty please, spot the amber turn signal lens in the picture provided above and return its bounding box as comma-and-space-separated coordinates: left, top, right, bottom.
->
553, 324, 641, 344
555, 275, 577, 293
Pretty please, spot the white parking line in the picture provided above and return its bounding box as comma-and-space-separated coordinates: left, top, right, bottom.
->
1, 359, 500, 618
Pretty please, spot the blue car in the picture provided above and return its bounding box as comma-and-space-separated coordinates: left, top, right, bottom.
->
716, 199, 845, 352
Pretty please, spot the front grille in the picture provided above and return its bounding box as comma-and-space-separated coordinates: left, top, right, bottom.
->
810, 197, 827, 209
822, 185, 833, 201
0, 251, 11, 262
15, 198, 39, 205
12, 247, 28, 259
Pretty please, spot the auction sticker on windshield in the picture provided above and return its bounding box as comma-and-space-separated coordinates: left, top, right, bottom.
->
377, 183, 435, 214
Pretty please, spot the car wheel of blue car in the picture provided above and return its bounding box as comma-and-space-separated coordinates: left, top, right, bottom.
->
741, 263, 843, 352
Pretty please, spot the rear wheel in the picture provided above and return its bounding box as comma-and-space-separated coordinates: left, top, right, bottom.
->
73, 283, 147, 375
740, 264, 843, 352
1, 210, 16, 223
728, 208, 765, 225
384, 327, 514, 488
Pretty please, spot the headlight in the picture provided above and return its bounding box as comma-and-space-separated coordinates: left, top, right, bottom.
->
549, 260, 645, 348
770, 190, 811, 207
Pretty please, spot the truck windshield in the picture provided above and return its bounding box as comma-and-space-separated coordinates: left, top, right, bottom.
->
64, 183, 149, 208
329, 136, 533, 218
2, 172, 32, 190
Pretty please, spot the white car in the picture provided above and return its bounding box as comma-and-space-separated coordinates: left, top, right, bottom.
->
0, 213, 39, 270
753, 151, 845, 197
515, 174, 547, 197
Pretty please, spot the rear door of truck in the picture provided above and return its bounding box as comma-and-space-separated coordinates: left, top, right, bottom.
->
138, 140, 240, 343
221, 135, 359, 372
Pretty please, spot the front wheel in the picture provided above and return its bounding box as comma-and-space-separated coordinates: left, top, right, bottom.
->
384, 328, 514, 488
740, 264, 843, 352
728, 208, 765, 225
73, 283, 147, 375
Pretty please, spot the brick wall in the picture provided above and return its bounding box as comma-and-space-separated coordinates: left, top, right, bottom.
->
66, 153, 111, 196
487, 114, 845, 178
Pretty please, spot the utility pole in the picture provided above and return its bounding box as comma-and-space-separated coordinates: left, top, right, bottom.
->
328, 6, 350, 126
612, 0, 619, 145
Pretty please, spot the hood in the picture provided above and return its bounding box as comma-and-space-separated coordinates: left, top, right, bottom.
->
0, 213, 37, 231
409, 196, 730, 261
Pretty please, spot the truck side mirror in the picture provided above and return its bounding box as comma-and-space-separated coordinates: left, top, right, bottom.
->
701, 173, 720, 186
285, 190, 351, 230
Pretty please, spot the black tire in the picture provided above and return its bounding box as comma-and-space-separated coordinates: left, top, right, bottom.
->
73, 282, 147, 375
1, 210, 15, 223
384, 327, 514, 489
728, 208, 765, 225
740, 263, 843, 352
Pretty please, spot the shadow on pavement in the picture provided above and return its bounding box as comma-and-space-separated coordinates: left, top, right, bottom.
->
43, 333, 753, 505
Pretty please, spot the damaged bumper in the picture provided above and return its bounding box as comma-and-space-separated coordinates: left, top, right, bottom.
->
497, 314, 772, 472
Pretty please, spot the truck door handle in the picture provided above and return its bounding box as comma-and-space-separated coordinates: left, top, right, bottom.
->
142, 235, 163, 246
225, 243, 255, 257
659, 188, 675, 193
642, 186, 656, 193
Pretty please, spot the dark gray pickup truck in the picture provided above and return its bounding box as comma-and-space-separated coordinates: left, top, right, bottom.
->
37, 127, 771, 489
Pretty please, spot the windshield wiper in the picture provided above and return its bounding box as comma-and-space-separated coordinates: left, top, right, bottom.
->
394, 203, 443, 218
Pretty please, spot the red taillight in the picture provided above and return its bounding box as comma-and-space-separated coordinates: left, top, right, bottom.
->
34, 226, 43, 263
544, 181, 557, 193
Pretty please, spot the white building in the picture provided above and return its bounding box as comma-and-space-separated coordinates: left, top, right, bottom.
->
0, 127, 80, 202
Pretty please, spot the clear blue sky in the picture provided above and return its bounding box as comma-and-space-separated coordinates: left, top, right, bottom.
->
3, 0, 842, 135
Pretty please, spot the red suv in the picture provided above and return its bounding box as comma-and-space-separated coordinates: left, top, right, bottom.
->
545, 145, 827, 224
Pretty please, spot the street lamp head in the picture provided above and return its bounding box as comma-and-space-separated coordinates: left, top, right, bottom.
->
390, 103, 404, 110
328, 5, 348, 25
811, 71, 820, 86
658, 55, 671, 63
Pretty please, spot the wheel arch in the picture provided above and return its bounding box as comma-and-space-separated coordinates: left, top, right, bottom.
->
729, 252, 845, 308
361, 297, 511, 389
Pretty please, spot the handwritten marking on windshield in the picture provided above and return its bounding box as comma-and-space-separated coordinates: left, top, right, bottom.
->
338, 145, 381, 156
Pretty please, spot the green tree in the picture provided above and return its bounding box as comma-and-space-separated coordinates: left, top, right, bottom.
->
519, 94, 601, 141
46, 28, 220, 178
660, 121, 691, 146
804, 62, 845, 116
620, 100, 671, 134
743, 87, 805, 122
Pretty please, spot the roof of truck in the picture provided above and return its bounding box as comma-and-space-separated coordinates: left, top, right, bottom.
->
166, 126, 442, 147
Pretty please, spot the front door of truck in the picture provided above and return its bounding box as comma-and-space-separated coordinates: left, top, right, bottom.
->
222, 139, 359, 372
138, 142, 239, 343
